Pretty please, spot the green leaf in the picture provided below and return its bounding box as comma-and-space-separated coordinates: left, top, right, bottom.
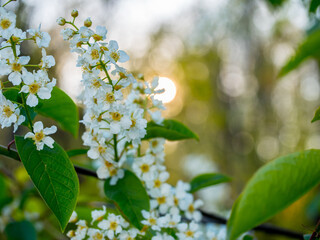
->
242, 235, 254, 240
311, 107, 320, 123
0, 174, 11, 211
15, 136, 79, 231
265, 0, 287, 8
67, 148, 89, 158
3, 88, 20, 102
104, 170, 150, 229
190, 173, 231, 193
227, 150, 320, 240
35, 87, 79, 138
5, 220, 37, 240
143, 119, 199, 141
279, 30, 320, 77
310, 0, 320, 13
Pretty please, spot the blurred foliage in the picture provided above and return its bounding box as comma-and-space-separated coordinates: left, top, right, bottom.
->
1, 0, 320, 239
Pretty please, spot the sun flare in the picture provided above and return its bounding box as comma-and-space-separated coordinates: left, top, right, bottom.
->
154, 77, 177, 103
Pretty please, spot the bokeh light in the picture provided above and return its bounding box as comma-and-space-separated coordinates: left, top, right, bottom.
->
154, 77, 177, 103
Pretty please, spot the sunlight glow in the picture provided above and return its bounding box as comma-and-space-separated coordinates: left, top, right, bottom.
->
154, 77, 177, 103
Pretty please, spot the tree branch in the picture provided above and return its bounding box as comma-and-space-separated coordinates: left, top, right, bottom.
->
0, 144, 304, 239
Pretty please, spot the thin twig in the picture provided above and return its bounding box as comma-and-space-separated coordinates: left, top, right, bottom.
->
310, 219, 320, 240
7, 139, 15, 151
0, 144, 305, 239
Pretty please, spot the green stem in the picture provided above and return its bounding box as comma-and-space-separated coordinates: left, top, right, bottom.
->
65, 21, 79, 31
113, 134, 119, 162
0, 45, 11, 51
20, 93, 34, 132
24, 64, 40, 68
99, 60, 113, 88
10, 37, 17, 59
0, 145, 19, 160
2, 0, 13, 7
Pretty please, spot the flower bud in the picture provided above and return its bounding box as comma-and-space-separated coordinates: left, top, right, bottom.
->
56, 17, 66, 26
71, 9, 79, 18
84, 18, 92, 27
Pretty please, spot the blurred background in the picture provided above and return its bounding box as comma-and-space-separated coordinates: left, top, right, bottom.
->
1, 0, 320, 239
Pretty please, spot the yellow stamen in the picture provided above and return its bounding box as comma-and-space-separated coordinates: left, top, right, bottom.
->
140, 164, 149, 173
12, 62, 22, 72
111, 112, 122, 121
34, 131, 44, 142
0, 19, 11, 29
3, 106, 13, 118
29, 83, 40, 94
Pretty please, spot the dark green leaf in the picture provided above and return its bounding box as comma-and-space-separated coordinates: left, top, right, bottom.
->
311, 107, 320, 123
279, 30, 320, 77
3, 88, 20, 102
15, 136, 79, 231
265, 0, 287, 8
310, 0, 320, 13
242, 235, 254, 240
35, 87, 79, 137
227, 150, 320, 240
104, 170, 149, 229
190, 173, 231, 193
143, 119, 199, 141
67, 148, 89, 158
0, 174, 11, 211
5, 221, 37, 240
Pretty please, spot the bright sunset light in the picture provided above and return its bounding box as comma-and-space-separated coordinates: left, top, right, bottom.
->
154, 77, 177, 103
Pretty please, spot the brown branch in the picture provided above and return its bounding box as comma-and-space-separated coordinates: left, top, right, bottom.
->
200, 211, 303, 239
310, 219, 320, 240
0, 144, 305, 239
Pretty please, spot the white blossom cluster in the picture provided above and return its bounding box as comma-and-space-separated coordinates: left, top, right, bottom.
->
60, 10, 232, 240
0, 3, 56, 150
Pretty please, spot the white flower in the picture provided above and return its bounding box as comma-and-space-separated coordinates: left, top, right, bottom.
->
97, 214, 126, 239
179, 194, 203, 222
0, 96, 19, 129
87, 228, 104, 240
92, 26, 107, 41
206, 225, 227, 240
108, 108, 132, 134
132, 155, 157, 181
69, 220, 88, 240
150, 184, 174, 214
91, 205, 106, 224
141, 210, 161, 231
4, 56, 30, 85
61, 28, 74, 40
149, 138, 165, 154
40, 48, 55, 69
5, 27, 26, 41
24, 121, 57, 151
27, 26, 51, 48
83, 43, 101, 65
125, 107, 147, 144
20, 69, 53, 107
0, 7, 16, 39
152, 232, 175, 240
98, 163, 124, 185
105, 40, 129, 64
87, 139, 110, 160
69, 211, 78, 223
146, 171, 169, 192
177, 222, 202, 240
118, 229, 139, 240
158, 213, 181, 228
